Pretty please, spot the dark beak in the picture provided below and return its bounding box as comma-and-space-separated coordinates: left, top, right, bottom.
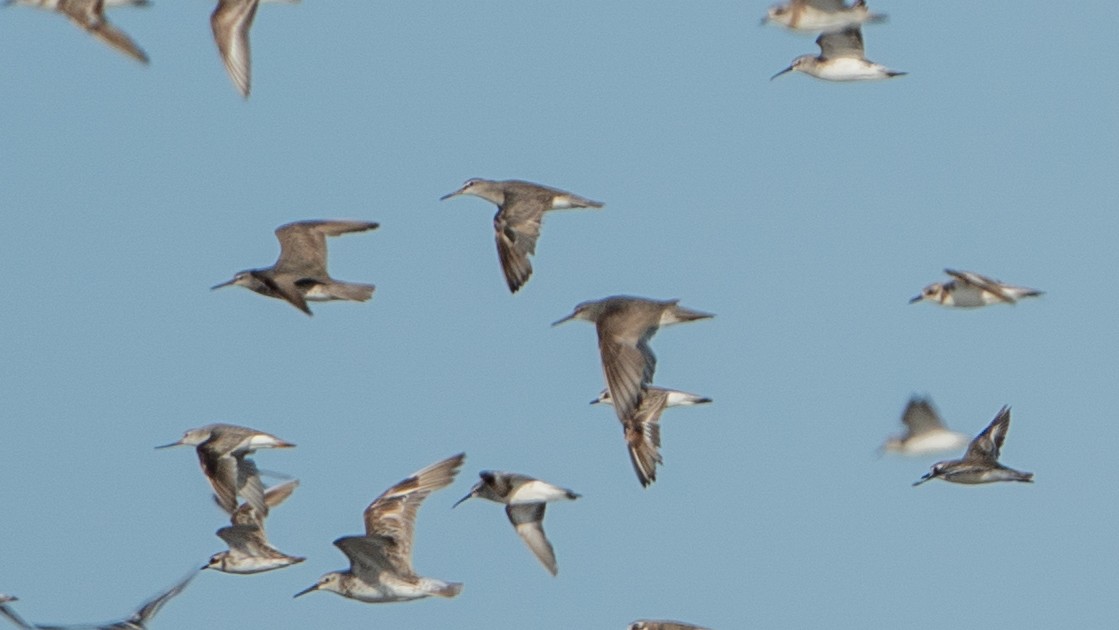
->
452, 492, 473, 509
908, 295, 923, 304
551, 312, 577, 327
211, 278, 236, 290
912, 472, 935, 487
293, 584, 318, 598
770, 65, 794, 81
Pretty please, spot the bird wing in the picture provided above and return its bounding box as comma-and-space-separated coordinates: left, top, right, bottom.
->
944, 269, 1017, 303
333, 534, 396, 578
816, 27, 864, 59
901, 397, 946, 436
623, 394, 667, 487
806, 0, 843, 11
360, 453, 465, 573
211, 0, 259, 98
127, 570, 198, 626
216, 523, 268, 554
597, 316, 657, 424
493, 191, 550, 293
61, 0, 149, 63
505, 503, 557, 575
963, 406, 1011, 464
273, 220, 379, 277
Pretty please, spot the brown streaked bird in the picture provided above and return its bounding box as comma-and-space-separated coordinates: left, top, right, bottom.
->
5, 0, 149, 64
32, 570, 197, 630
453, 471, 580, 576
157, 423, 295, 516
205, 480, 305, 574
212, 220, 378, 316
591, 386, 712, 487
629, 621, 712, 630
553, 296, 714, 425
294, 453, 465, 603
210, 0, 299, 99
439, 178, 603, 293
913, 406, 1034, 486
910, 269, 1043, 308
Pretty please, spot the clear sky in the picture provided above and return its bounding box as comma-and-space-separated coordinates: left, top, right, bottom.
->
1, 2, 1116, 629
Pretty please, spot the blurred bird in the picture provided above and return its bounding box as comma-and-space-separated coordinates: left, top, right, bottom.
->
210, 0, 299, 98
881, 396, 970, 456
295, 454, 465, 603
771, 27, 904, 81
629, 622, 712, 630
910, 269, 1043, 308
5, 0, 149, 64
762, 0, 885, 33
212, 220, 378, 316
453, 471, 580, 575
440, 178, 602, 293
31, 570, 197, 630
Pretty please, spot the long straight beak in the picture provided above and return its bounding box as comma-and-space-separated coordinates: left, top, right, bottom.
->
911, 473, 934, 487
293, 584, 318, 598
451, 493, 473, 509
551, 312, 577, 327
211, 278, 236, 290
770, 65, 794, 81
154, 441, 182, 449
439, 190, 461, 201
908, 295, 923, 304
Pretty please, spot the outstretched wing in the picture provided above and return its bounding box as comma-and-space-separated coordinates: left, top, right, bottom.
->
963, 406, 1011, 464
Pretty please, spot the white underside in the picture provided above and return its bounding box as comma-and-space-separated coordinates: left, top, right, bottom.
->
509, 480, 574, 504
895, 431, 970, 455
808, 58, 895, 81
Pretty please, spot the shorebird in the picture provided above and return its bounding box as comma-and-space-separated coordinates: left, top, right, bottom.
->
205, 480, 305, 574
762, 0, 884, 33
32, 570, 197, 630
211, 0, 299, 98
771, 27, 904, 81
591, 386, 711, 487
553, 296, 714, 425
453, 471, 579, 576
212, 220, 378, 316
439, 179, 603, 293
882, 397, 970, 456
913, 406, 1034, 486
5, 0, 149, 64
157, 423, 295, 516
910, 269, 1043, 308
294, 453, 465, 603
629, 622, 712, 630
0, 595, 31, 629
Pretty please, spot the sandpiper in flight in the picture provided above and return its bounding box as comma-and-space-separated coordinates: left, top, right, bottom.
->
453, 471, 580, 576
294, 453, 465, 603
628, 621, 712, 630
762, 0, 885, 34
910, 269, 1043, 308
771, 27, 904, 81
5, 0, 149, 64
439, 179, 603, 293
553, 296, 714, 426
591, 386, 712, 487
157, 423, 296, 516
913, 406, 1034, 486
210, 0, 298, 98
31, 570, 197, 630
205, 480, 305, 574
212, 220, 378, 316
882, 396, 970, 456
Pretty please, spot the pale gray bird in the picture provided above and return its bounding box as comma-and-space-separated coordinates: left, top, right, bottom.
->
32, 571, 197, 630
440, 178, 603, 293
453, 471, 580, 576
157, 423, 295, 516
881, 396, 970, 456
629, 621, 712, 630
553, 296, 714, 426
205, 480, 305, 574
294, 454, 465, 603
771, 27, 904, 81
210, 0, 299, 98
910, 269, 1043, 308
913, 406, 1034, 486
762, 0, 885, 33
212, 220, 378, 316
592, 386, 712, 487
5, 0, 149, 64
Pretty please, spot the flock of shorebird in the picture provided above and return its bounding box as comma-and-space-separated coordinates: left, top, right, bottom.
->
2, 1, 1045, 628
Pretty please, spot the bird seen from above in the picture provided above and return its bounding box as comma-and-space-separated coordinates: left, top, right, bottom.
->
762, 0, 886, 34
440, 178, 603, 293
553, 296, 714, 428
5, 0, 150, 64
156, 422, 296, 516
211, 0, 299, 99
910, 269, 1044, 308
771, 27, 904, 81
453, 470, 580, 576
205, 479, 305, 575
913, 406, 1034, 486
294, 453, 465, 603
212, 220, 378, 316
591, 386, 712, 487
881, 396, 970, 456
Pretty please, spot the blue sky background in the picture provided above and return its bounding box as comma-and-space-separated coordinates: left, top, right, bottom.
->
1, 1, 1116, 628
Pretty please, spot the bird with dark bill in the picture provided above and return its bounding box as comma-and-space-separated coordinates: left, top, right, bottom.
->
913, 406, 1034, 486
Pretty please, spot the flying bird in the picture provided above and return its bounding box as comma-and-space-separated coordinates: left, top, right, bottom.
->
5, 0, 149, 64
913, 406, 1034, 486
205, 480, 305, 574
910, 269, 1043, 308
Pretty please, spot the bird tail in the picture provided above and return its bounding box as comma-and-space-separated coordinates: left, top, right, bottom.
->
325, 282, 375, 302
434, 581, 463, 598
